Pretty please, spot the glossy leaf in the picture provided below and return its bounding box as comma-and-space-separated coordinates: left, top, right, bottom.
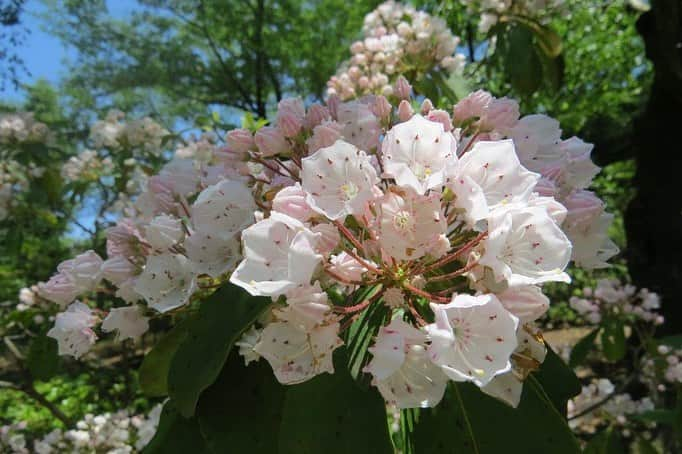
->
505, 25, 543, 96
139, 318, 191, 397
196, 352, 285, 453
411, 379, 580, 454
278, 351, 393, 454
143, 402, 210, 454
167, 283, 270, 417
26, 335, 59, 381
569, 328, 600, 368
533, 345, 582, 415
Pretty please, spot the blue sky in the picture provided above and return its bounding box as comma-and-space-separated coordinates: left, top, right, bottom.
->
1, 0, 140, 102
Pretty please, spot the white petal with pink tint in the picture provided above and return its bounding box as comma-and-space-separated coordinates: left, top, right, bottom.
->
301, 140, 379, 220
426, 294, 519, 386
497, 285, 550, 323
375, 190, 446, 261
254, 321, 343, 384
458, 140, 539, 208
191, 179, 256, 240
230, 212, 322, 297
480, 206, 572, 286
381, 114, 456, 194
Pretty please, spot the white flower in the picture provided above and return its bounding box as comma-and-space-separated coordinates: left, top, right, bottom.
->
57, 250, 104, 293
336, 101, 381, 151
508, 115, 563, 172
277, 282, 332, 331
145, 214, 184, 250
480, 206, 572, 286
185, 232, 241, 278
254, 320, 343, 384
101, 257, 137, 285
456, 140, 539, 208
381, 114, 456, 194
375, 190, 447, 261
191, 179, 256, 239
134, 253, 197, 312
497, 285, 550, 323
365, 315, 447, 410
101, 306, 149, 341
47, 302, 98, 358
565, 211, 619, 269
230, 212, 322, 297
426, 294, 519, 386
301, 140, 380, 220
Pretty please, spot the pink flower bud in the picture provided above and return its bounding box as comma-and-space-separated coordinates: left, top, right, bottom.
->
304, 104, 330, 129
328, 251, 370, 282
225, 128, 255, 154
327, 95, 341, 120
394, 75, 412, 100
398, 100, 414, 122
452, 90, 492, 126
348, 66, 361, 79
350, 40, 365, 54
427, 109, 453, 131
57, 250, 103, 292
277, 98, 305, 138
101, 256, 137, 285
482, 97, 520, 132
306, 120, 344, 153
272, 183, 313, 222
254, 126, 289, 157
358, 76, 370, 89
371, 96, 392, 121
106, 218, 145, 258
420, 98, 434, 115
311, 223, 340, 257
38, 274, 80, 308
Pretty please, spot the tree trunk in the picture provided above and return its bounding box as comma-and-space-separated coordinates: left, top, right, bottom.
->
627, 0, 682, 334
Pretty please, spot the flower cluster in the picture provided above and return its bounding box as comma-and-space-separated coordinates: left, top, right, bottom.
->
61, 149, 114, 182
453, 90, 618, 269
569, 279, 663, 325
0, 405, 161, 453
0, 112, 51, 145
327, 1, 465, 100
461, 0, 567, 33
89, 110, 169, 157
568, 378, 654, 436
40, 86, 612, 409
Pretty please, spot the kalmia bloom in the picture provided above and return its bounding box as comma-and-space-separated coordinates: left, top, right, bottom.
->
327, 1, 465, 100
42, 83, 613, 411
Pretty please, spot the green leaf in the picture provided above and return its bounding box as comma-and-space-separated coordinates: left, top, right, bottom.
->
412, 380, 580, 454
539, 51, 565, 92
633, 409, 677, 425
278, 351, 393, 454
167, 283, 270, 417
534, 346, 581, 415
196, 352, 285, 453
139, 319, 191, 397
583, 428, 624, 454
143, 402, 210, 454
601, 319, 626, 361
569, 328, 600, 368
505, 25, 543, 96
26, 335, 59, 381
